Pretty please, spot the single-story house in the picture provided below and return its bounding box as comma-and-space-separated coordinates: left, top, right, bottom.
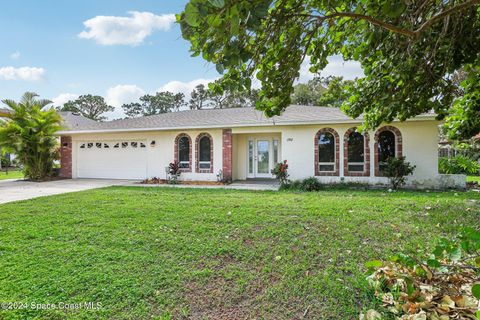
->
57, 105, 464, 188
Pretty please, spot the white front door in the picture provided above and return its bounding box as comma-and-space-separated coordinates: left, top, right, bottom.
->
247, 138, 278, 178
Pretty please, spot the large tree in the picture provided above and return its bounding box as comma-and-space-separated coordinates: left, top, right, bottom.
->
59, 94, 114, 121
122, 92, 186, 118
189, 84, 210, 110
0, 92, 62, 180
178, 0, 480, 139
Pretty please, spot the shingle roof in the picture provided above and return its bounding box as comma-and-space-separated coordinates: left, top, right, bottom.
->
58, 105, 435, 134
58, 112, 98, 129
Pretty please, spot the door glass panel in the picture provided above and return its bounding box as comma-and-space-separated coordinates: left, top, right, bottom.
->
257, 140, 270, 174
273, 140, 279, 164
248, 140, 254, 174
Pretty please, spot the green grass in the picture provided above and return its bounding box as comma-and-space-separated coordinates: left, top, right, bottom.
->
0, 170, 23, 180
0, 187, 478, 319
467, 175, 480, 183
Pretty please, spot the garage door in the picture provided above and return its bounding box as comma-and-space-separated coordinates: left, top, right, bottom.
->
77, 141, 148, 179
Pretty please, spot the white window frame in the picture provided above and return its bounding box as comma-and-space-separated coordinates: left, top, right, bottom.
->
318, 162, 336, 173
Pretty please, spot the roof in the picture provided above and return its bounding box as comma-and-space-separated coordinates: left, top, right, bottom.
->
58, 112, 98, 129
57, 105, 436, 135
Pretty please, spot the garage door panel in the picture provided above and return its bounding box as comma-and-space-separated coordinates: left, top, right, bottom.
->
77, 141, 147, 179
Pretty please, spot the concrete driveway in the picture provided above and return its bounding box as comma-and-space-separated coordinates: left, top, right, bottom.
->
0, 179, 134, 204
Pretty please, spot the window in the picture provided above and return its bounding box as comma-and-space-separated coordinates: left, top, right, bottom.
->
80, 143, 85, 149
273, 140, 279, 164
198, 135, 212, 171
96, 143, 102, 148
318, 132, 335, 172
104, 143, 110, 148
348, 132, 365, 172
178, 136, 190, 169
87, 143, 93, 148
248, 140, 254, 174
378, 131, 395, 172
131, 142, 138, 148
140, 143, 146, 148
122, 142, 128, 148
113, 143, 119, 148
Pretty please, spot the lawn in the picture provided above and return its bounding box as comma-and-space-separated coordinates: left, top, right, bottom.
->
0, 170, 23, 181
467, 175, 480, 183
0, 187, 478, 319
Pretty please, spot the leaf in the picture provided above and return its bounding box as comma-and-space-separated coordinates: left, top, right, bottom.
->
365, 260, 382, 269
472, 284, 480, 299
184, 3, 200, 27
427, 259, 441, 268
208, 0, 224, 8
216, 63, 225, 74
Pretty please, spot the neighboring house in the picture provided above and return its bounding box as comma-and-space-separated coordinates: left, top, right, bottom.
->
57, 105, 463, 188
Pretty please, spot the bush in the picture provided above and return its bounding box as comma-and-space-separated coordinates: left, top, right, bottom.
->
281, 177, 323, 192
271, 160, 289, 186
439, 155, 480, 175
383, 156, 416, 190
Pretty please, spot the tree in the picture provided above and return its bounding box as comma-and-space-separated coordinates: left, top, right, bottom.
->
316, 76, 354, 108
178, 0, 480, 139
207, 80, 259, 108
122, 92, 186, 118
59, 94, 114, 121
0, 92, 62, 181
189, 84, 210, 110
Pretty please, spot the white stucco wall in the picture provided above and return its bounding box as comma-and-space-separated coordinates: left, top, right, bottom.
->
70, 129, 223, 181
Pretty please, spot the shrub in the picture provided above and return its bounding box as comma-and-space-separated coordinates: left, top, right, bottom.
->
363, 228, 480, 319
168, 161, 181, 184
439, 155, 480, 175
271, 160, 289, 186
383, 156, 416, 189
281, 177, 323, 192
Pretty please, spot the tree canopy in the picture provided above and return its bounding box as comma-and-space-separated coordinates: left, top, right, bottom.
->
59, 94, 114, 121
178, 0, 480, 139
122, 92, 186, 118
291, 76, 353, 107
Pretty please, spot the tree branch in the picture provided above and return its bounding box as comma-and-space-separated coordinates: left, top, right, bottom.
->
293, 0, 480, 38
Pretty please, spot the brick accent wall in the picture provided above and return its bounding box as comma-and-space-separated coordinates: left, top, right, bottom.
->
343, 127, 370, 177
174, 133, 192, 172
314, 128, 340, 176
60, 136, 72, 178
195, 132, 214, 173
222, 129, 233, 182
374, 126, 403, 176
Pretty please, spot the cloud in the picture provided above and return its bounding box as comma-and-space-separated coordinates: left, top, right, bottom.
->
78, 11, 176, 46
0, 66, 45, 81
9, 51, 20, 60
105, 84, 146, 118
158, 78, 217, 97
298, 55, 364, 83
52, 93, 79, 107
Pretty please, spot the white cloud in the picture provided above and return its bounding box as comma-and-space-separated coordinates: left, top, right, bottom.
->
78, 11, 176, 46
105, 84, 146, 118
9, 51, 20, 60
298, 55, 364, 83
52, 93, 79, 107
0, 66, 45, 81
158, 78, 217, 97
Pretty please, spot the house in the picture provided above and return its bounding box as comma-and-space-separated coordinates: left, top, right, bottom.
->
57, 105, 464, 189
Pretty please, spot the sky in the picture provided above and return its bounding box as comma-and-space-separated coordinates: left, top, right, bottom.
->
0, 0, 363, 119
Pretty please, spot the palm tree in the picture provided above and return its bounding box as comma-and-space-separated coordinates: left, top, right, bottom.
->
0, 92, 62, 181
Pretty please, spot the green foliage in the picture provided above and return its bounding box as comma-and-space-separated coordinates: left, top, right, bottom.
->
190, 81, 259, 110
439, 155, 480, 175
0, 92, 62, 181
383, 156, 415, 189
291, 78, 325, 105
317, 76, 355, 108
178, 0, 480, 140
59, 94, 114, 121
271, 160, 289, 185
122, 92, 186, 118
365, 228, 480, 319
282, 177, 323, 191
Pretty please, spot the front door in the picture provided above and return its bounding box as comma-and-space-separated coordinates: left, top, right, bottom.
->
247, 138, 277, 178
255, 140, 270, 178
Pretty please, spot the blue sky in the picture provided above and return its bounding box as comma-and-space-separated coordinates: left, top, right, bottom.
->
0, 0, 363, 118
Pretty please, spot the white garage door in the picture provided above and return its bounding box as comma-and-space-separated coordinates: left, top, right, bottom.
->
77, 141, 147, 179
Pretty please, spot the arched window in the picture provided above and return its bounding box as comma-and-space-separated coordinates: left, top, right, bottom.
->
315, 128, 339, 176
196, 133, 213, 173
175, 134, 192, 172
374, 126, 402, 176
344, 128, 370, 176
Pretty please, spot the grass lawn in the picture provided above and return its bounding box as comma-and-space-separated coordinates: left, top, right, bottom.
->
0, 187, 478, 319
467, 175, 480, 183
0, 170, 23, 180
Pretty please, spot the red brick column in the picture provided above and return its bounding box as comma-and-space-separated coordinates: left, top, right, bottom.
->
60, 136, 72, 178
222, 129, 233, 183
